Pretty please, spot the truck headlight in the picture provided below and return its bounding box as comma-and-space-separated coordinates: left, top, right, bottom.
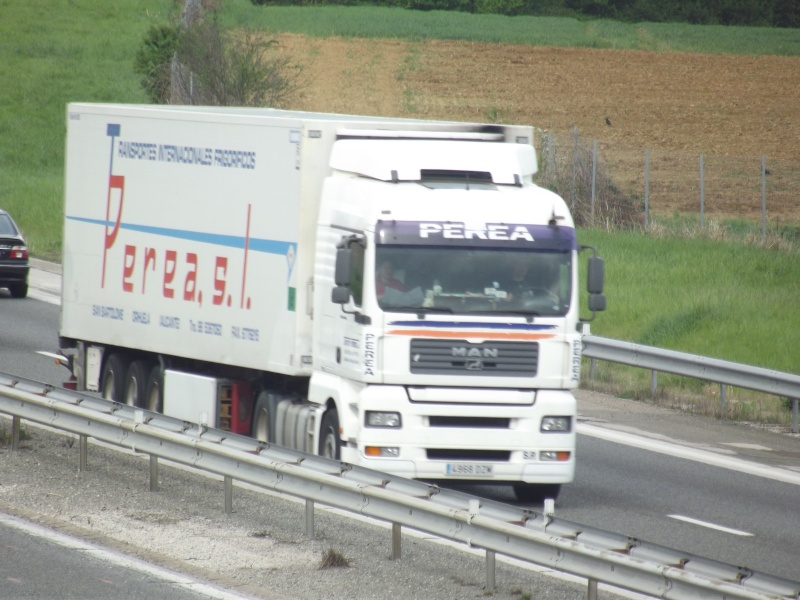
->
541, 416, 571, 432
365, 411, 402, 428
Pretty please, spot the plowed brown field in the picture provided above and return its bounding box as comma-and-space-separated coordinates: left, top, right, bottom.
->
278, 34, 800, 221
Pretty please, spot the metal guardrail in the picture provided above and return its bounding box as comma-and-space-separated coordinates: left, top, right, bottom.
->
582, 335, 800, 433
1, 372, 799, 600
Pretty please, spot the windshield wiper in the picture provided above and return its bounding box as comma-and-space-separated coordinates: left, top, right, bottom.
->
380, 305, 453, 314
412, 306, 455, 318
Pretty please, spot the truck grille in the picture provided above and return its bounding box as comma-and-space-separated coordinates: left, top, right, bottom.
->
410, 339, 538, 377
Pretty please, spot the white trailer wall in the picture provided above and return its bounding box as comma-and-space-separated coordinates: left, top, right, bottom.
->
61, 105, 311, 375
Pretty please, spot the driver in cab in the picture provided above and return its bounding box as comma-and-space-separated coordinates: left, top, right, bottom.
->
498, 256, 559, 305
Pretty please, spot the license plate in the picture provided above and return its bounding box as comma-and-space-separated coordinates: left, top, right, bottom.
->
445, 463, 493, 477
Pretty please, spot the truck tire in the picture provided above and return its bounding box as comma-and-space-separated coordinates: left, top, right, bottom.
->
252, 391, 279, 442
123, 360, 151, 408
512, 483, 561, 504
319, 408, 341, 460
144, 364, 163, 413
100, 353, 128, 402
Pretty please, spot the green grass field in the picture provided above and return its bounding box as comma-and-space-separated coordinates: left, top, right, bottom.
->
224, 4, 800, 55
1, 0, 797, 421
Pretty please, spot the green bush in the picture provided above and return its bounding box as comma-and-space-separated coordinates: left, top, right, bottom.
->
133, 23, 181, 104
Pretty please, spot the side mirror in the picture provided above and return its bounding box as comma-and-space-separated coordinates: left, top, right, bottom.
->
334, 248, 353, 286
587, 256, 604, 295
331, 285, 351, 305
579, 245, 606, 322
588, 293, 606, 312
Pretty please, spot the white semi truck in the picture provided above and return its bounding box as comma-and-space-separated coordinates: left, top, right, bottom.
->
59, 103, 605, 501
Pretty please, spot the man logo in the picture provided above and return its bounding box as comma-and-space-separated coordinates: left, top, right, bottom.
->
451, 347, 499, 358
466, 359, 484, 371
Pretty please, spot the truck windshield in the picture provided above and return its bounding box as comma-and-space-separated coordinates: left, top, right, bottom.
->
375, 247, 572, 316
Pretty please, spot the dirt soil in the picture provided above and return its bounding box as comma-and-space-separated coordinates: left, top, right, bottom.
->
277, 34, 800, 221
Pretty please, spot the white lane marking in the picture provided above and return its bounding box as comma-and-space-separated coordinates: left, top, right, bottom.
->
667, 514, 753, 537
721, 442, 773, 451
28, 288, 60, 305
577, 423, 800, 486
3, 428, 653, 600
0, 513, 257, 600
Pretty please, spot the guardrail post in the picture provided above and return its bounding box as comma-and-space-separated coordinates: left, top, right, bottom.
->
792, 399, 798, 434
720, 384, 727, 412
305, 499, 314, 538
587, 577, 598, 600
149, 455, 159, 492
11, 415, 21, 450
79, 434, 88, 472
224, 475, 233, 514
650, 370, 658, 399
485, 549, 496, 592
589, 358, 596, 380
391, 523, 401, 560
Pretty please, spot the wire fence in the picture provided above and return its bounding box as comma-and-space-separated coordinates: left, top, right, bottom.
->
535, 127, 800, 241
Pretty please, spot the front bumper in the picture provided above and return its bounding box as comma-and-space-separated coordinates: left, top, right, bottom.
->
340, 386, 576, 485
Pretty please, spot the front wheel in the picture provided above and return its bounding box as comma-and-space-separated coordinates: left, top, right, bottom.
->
512, 483, 561, 504
318, 408, 341, 460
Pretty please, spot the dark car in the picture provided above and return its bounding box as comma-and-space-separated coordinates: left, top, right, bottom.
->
0, 209, 30, 298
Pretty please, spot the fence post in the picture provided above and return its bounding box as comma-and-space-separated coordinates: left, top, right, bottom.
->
11, 416, 21, 450
591, 140, 597, 227
588, 578, 599, 600
571, 127, 578, 211
761, 154, 767, 243
224, 475, 233, 514
486, 549, 496, 592
391, 523, 402, 560
644, 148, 650, 229
305, 499, 315, 539
699, 154, 705, 227
79, 434, 88, 472
150, 455, 159, 492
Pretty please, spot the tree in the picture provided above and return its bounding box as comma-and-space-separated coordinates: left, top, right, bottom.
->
172, 14, 304, 107
774, 0, 800, 26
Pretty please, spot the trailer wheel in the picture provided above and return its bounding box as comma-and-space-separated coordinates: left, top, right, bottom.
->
144, 364, 163, 413
100, 353, 128, 402
123, 360, 151, 408
512, 483, 561, 504
319, 408, 341, 460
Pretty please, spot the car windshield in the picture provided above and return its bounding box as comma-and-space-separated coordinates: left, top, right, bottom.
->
375, 246, 572, 316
